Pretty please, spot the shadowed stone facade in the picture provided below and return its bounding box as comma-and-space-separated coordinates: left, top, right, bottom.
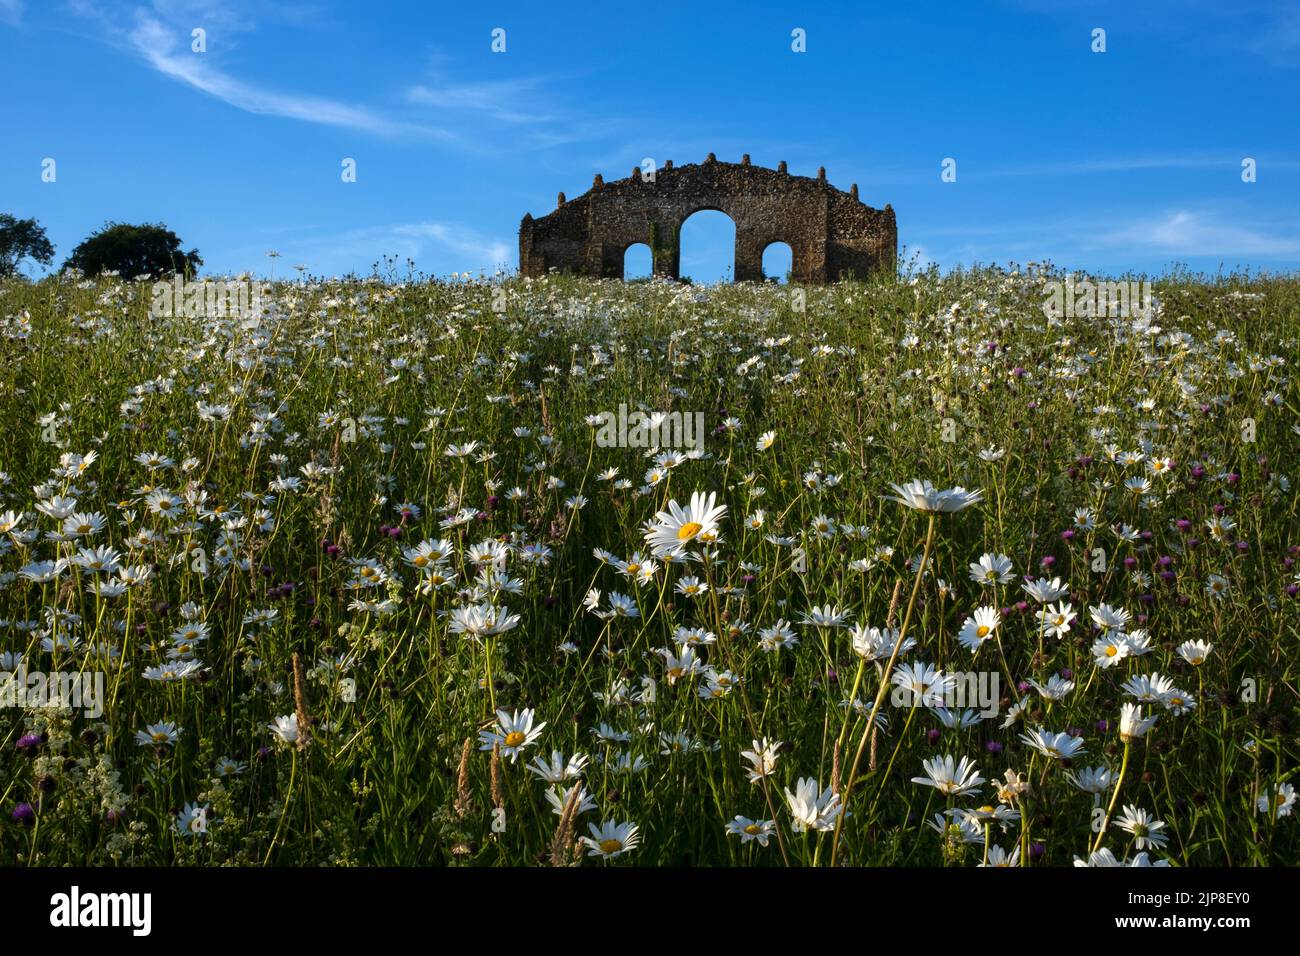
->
519, 154, 896, 282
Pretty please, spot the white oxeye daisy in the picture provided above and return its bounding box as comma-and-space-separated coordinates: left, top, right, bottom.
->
175, 802, 210, 837
885, 479, 983, 513
1257, 783, 1296, 819
1115, 805, 1168, 850
911, 754, 985, 797
581, 820, 640, 858
1176, 639, 1213, 666
479, 708, 545, 762
726, 815, 776, 846
1019, 728, 1086, 761
784, 777, 845, 831
957, 606, 1001, 652
268, 713, 300, 744
968, 553, 1014, 586
644, 490, 727, 556
1119, 702, 1158, 742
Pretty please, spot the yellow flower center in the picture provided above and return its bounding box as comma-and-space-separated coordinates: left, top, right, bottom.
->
152, 732, 168, 743
744, 824, 761, 835
976, 625, 990, 638
1105, 646, 1118, 658
677, 522, 703, 541
599, 838, 623, 854
503, 731, 526, 747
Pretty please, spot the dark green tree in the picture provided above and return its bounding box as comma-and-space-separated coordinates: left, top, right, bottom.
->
0, 214, 55, 277
64, 222, 202, 278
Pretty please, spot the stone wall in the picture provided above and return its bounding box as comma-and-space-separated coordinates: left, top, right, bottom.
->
519, 154, 896, 282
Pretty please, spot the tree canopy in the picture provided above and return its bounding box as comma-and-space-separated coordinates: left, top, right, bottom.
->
0, 214, 55, 277
64, 222, 202, 278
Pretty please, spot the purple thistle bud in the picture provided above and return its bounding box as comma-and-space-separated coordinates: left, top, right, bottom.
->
986, 740, 1003, 754
16, 734, 42, 756
1062, 529, 1075, 541
12, 803, 35, 826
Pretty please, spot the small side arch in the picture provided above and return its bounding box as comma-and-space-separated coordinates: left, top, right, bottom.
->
762, 241, 793, 283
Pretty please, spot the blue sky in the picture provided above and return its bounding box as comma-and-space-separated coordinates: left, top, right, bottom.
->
3, 0, 1299, 282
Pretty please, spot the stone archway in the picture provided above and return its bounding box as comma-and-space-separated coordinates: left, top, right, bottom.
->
519, 153, 896, 283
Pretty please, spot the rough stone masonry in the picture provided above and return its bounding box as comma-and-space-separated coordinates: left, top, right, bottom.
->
519, 153, 896, 283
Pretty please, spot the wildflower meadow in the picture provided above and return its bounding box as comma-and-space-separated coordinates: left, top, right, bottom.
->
1, 266, 1296, 867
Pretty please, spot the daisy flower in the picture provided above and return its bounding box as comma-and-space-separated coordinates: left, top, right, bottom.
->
479, 708, 546, 762
581, 820, 641, 858
885, 479, 984, 513
726, 816, 776, 846
911, 754, 985, 797
643, 490, 727, 556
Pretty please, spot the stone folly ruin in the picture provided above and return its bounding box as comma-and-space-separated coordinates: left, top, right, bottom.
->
519, 153, 896, 283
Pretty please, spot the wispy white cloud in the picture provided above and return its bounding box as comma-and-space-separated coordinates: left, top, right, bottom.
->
125, 13, 439, 137
239, 221, 512, 277
406, 76, 557, 126
912, 207, 1300, 272
1099, 210, 1300, 259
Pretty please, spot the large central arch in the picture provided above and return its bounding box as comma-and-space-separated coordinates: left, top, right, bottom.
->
519, 153, 896, 283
